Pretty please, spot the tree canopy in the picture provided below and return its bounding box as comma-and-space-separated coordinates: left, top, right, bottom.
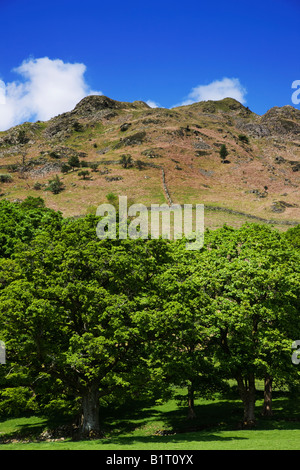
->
0, 198, 299, 436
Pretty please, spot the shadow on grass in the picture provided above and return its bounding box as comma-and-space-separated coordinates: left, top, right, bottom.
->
0, 391, 299, 444
0, 414, 71, 442
99, 430, 248, 447
100, 399, 242, 442
99, 397, 246, 446
100, 391, 300, 441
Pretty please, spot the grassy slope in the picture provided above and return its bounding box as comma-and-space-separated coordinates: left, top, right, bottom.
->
0, 97, 299, 230
1, 390, 299, 450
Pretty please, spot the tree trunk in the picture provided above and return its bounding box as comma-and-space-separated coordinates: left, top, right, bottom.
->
187, 382, 196, 419
261, 373, 273, 416
236, 373, 256, 427
80, 383, 102, 438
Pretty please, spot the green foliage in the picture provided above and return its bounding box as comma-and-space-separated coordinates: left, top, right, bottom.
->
219, 144, 228, 162
0, 387, 38, 417
120, 154, 133, 169
47, 175, 65, 194
0, 198, 62, 258
20, 196, 45, 209
0, 215, 173, 434
73, 121, 84, 132
78, 170, 90, 180
49, 151, 61, 159
284, 225, 300, 249
17, 129, 29, 145
106, 192, 117, 204
238, 134, 250, 144
6, 164, 19, 173
61, 163, 72, 174
135, 159, 146, 170
0, 201, 299, 436
33, 182, 42, 190
89, 162, 99, 172
68, 155, 81, 169
0, 174, 13, 183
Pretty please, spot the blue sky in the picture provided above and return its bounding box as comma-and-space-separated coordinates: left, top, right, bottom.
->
0, 0, 299, 130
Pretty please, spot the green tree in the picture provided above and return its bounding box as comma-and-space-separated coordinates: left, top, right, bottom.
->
238, 134, 249, 144
192, 224, 300, 425
68, 155, 81, 170
219, 144, 228, 163
49, 151, 61, 159
78, 170, 91, 180
0, 199, 62, 258
149, 248, 226, 419
0, 217, 172, 437
61, 163, 71, 174
47, 175, 65, 194
120, 154, 133, 169
0, 203, 299, 434
0, 174, 13, 183
89, 162, 99, 172
284, 224, 300, 249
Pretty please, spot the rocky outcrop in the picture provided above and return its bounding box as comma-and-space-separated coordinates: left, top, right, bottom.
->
236, 120, 271, 138
71, 95, 149, 118
271, 200, 299, 213
260, 105, 300, 137
43, 95, 150, 139
114, 131, 147, 148
273, 155, 300, 172
44, 117, 79, 139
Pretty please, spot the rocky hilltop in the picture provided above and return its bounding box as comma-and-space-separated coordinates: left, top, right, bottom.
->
0, 95, 299, 229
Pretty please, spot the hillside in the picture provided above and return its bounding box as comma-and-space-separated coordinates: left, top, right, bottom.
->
0, 95, 300, 230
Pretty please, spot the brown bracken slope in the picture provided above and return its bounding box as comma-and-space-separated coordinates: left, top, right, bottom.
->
0, 95, 299, 229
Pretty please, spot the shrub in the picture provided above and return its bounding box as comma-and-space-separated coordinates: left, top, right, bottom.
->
106, 192, 117, 204
78, 170, 91, 180
17, 129, 29, 145
61, 163, 71, 174
120, 122, 131, 132
49, 151, 61, 159
73, 121, 84, 132
33, 182, 42, 190
68, 155, 81, 170
89, 162, 99, 172
7, 164, 19, 172
0, 174, 13, 183
135, 159, 146, 170
21, 196, 45, 208
47, 175, 65, 194
238, 134, 249, 144
219, 144, 228, 163
120, 154, 133, 169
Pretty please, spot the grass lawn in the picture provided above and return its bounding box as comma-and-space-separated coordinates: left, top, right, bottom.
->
0, 388, 299, 450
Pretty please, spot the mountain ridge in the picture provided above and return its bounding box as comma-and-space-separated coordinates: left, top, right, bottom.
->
0, 95, 299, 230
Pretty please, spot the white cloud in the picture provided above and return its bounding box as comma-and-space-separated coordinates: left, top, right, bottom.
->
0, 80, 5, 105
0, 57, 102, 131
146, 99, 160, 108
176, 77, 247, 107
